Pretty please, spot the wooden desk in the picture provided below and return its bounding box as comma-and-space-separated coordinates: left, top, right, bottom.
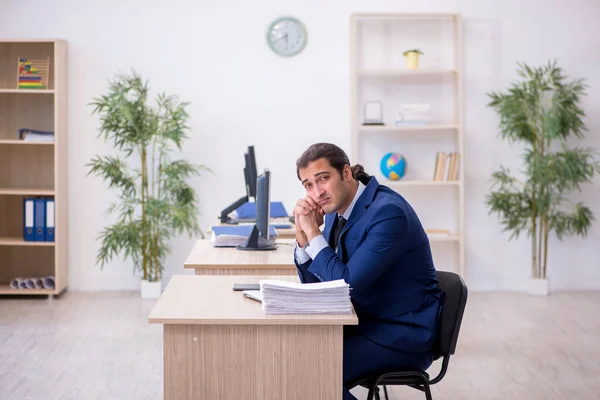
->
184, 238, 297, 275
148, 275, 358, 400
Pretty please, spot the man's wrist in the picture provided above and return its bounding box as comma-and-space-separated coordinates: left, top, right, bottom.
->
296, 235, 308, 248
305, 227, 321, 241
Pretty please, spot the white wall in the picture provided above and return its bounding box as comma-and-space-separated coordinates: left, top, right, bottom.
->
2, 0, 599, 292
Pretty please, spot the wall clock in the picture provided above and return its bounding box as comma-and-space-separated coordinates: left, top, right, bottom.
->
266, 16, 307, 57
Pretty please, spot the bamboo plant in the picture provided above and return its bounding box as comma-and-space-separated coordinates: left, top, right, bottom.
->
486, 61, 599, 280
87, 71, 208, 282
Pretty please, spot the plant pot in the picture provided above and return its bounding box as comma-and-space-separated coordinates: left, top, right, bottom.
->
528, 277, 549, 296
141, 279, 162, 299
405, 52, 420, 70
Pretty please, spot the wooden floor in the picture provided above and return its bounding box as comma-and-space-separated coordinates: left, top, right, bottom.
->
1, 290, 599, 400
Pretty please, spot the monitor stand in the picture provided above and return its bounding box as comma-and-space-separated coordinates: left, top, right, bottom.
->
236, 225, 278, 251
220, 195, 248, 224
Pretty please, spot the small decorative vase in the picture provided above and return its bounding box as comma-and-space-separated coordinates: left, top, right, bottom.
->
405, 52, 420, 70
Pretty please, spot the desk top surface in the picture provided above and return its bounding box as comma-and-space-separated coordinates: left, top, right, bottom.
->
184, 239, 296, 269
148, 275, 358, 325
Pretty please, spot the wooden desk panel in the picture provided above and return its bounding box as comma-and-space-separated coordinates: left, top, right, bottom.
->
164, 324, 342, 400
184, 239, 297, 275
149, 275, 358, 400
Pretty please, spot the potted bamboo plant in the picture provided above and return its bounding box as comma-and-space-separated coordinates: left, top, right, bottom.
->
486, 61, 599, 295
87, 71, 208, 299
403, 49, 424, 70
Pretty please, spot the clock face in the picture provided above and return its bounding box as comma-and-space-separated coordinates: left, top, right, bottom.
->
267, 17, 307, 57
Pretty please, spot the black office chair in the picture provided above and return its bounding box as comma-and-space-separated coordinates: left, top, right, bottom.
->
352, 271, 468, 400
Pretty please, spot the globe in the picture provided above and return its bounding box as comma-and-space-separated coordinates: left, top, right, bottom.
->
380, 152, 407, 180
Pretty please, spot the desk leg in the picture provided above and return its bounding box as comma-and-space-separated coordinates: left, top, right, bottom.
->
164, 324, 343, 400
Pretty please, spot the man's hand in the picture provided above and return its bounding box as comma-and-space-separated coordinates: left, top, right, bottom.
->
294, 197, 324, 243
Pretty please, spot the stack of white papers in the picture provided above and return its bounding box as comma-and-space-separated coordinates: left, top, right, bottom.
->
259, 279, 352, 315
210, 225, 277, 247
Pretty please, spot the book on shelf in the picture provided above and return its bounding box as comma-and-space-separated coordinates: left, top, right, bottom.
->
18, 128, 55, 142
433, 152, 460, 181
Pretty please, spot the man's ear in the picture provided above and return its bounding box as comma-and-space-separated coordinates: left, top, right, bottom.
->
343, 165, 352, 181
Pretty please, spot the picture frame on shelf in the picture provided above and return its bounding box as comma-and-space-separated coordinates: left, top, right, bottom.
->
363, 101, 384, 125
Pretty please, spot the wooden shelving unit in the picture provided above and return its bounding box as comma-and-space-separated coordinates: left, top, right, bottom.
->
0, 39, 68, 296
350, 13, 465, 276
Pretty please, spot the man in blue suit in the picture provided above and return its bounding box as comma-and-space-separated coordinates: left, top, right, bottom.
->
293, 143, 441, 400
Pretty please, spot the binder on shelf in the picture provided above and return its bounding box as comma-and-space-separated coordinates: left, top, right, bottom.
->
23, 198, 35, 241
33, 198, 46, 241
45, 198, 55, 242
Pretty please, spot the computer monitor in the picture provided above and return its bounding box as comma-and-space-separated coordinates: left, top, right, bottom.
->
220, 145, 258, 223
237, 169, 277, 251
244, 146, 257, 198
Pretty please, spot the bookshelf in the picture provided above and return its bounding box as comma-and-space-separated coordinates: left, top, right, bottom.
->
0, 39, 68, 296
350, 13, 465, 276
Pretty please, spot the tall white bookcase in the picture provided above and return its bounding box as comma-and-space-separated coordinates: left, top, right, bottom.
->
0, 39, 68, 296
350, 13, 465, 276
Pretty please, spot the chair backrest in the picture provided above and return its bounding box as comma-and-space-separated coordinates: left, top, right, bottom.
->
433, 271, 468, 358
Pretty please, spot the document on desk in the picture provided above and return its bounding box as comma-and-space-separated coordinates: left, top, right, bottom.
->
242, 290, 263, 302
259, 279, 352, 315
210, 225, 278, 247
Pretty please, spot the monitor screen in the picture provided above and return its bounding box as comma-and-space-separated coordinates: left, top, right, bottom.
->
245, 146, 258, 199
236, 168, 277, 251
220, 145, 258, 223
255, 168, 271, 239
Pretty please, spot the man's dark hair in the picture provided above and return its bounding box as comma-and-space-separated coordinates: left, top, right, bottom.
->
296, 142, 371, 185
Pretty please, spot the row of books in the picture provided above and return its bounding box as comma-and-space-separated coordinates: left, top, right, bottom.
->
433, 152, 460, 181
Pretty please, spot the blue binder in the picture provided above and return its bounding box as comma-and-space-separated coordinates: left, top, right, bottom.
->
34, 198, 46, 241
23, 198, 35, 241
212, 225, 278, 238
236, 201, 289, 219
45, 198, 55, 242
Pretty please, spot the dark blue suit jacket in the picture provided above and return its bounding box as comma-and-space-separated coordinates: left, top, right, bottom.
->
295, 177, 441, 354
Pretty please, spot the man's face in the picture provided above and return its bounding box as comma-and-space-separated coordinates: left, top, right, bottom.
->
299, 158, 352, 215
